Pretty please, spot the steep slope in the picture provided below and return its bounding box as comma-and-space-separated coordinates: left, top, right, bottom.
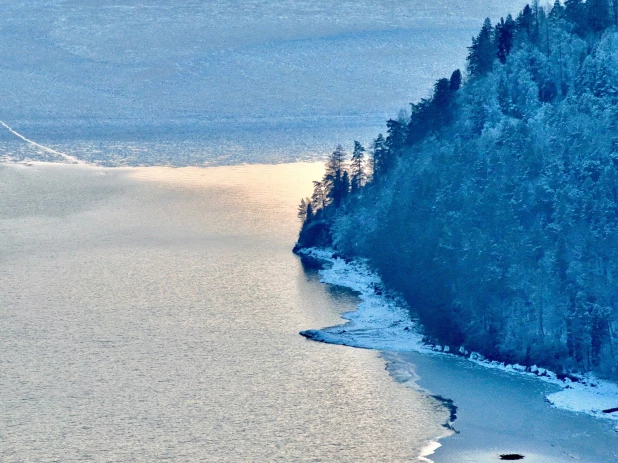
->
299, 1, 618, 379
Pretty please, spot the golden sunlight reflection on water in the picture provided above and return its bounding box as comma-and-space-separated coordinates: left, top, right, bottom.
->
0, 162, 449, 462
128, 162, 326, 204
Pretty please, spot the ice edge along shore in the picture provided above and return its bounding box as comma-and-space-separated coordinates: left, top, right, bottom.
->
296, 247, 618, 428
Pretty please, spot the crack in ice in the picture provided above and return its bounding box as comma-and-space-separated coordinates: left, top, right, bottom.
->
0, 120, 84, 165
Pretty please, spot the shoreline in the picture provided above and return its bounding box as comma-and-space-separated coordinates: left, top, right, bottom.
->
388, 350, 618, 462
296, 247, 618, 462
3, 161, 448, 462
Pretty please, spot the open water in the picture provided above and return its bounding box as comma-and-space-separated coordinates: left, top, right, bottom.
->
0, 162, 450, 462
0, 1, 547, 461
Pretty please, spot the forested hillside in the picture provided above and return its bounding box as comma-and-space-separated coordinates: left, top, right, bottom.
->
297, 0, 618, 379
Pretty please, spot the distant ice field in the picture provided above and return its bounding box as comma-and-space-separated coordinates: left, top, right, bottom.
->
0, 0, 526, 165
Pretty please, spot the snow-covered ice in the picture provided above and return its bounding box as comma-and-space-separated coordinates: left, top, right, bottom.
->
298, 247, 426, 351
546, 376, 618, 421
0, 0, 528, 166
297, 247, 618, 429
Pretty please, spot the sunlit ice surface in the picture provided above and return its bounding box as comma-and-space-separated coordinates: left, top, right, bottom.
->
0, 0, 527, 166
0, 162, 451, 462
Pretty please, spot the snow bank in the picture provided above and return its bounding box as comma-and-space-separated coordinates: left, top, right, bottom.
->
464, 354, 618, 426
298, 247, 425, 352
546, 376, 618, 421
297, 247, 618, 427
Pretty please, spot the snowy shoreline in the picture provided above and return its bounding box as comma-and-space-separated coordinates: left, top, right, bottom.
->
296, 247, 618, 428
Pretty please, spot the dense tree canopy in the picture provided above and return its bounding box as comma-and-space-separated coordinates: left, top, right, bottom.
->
297, 1, 618, 379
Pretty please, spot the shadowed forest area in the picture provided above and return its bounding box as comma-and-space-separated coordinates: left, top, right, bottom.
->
297, 0, 618, 379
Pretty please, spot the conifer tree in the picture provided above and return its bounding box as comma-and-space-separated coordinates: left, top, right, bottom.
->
532, 0, 542, 44
311, 181, 326, 211
350, 141, 366, 194
565, 0, 586, 34
406, 99, 431, 145
298, 198, 308, 222
549, 0, 565, 20
429, 77, 457, 126
449, 69, 462, 92
516, 4, 535, 38
371, 134, 388, 182
323, 145, 348, 207
386, 117, 407, 157
467, 18, 496, 76
341, 170, 350, 201
587, 0, 611, 33
305, 202, 313, 223
496, 15, 516, 63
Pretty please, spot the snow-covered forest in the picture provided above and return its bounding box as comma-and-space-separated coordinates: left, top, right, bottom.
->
298, 0, 618, 379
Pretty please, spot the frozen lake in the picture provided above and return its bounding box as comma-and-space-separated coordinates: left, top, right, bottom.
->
0, 0, 527, 165
8, 1, 613, 462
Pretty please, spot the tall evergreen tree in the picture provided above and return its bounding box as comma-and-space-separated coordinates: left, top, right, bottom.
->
407, 99, 431, 145
298, 198, 309, 222
341, 170, 350, 201
496, 15, 516, 63
587, 0, 611, 33
386, 117, 406, 156
565, 0, 586, 34
549, 0, 565, 20
305, 202, 313, 223
532, 0, 542, 43
467, 18, 496, 76
371, 134, 388, 182
432, 77, 454, 124
449, 69, 462, 92
516, 4, 535, 38
323, 145, 348, 207
311, 180, 326, 211
350, 141, 366, 194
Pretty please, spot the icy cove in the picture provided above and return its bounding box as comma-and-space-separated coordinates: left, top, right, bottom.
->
297, 1, 618, 395
3, 0, 618, 461
295, 1, 618, 460
295, 248, 618, 461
